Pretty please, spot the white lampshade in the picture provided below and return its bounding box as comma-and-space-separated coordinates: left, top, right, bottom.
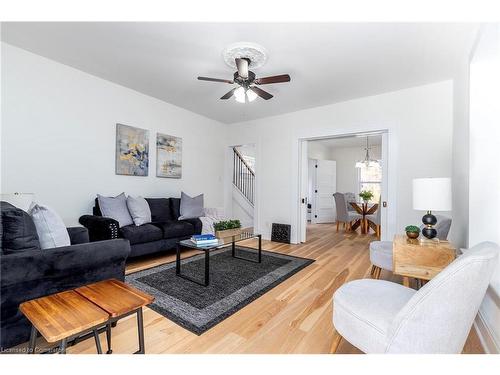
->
413, 178, 452, 211
0, 193, 35, 211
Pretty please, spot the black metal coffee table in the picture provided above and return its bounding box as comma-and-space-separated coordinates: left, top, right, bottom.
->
176, 230, 262, 286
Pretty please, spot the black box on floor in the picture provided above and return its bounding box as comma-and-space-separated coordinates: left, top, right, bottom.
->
271, 223, 291, 244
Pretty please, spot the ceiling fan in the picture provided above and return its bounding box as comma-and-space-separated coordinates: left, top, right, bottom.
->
197, 57, 291, 103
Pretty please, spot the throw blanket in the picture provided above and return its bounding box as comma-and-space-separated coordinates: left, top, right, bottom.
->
199, 207, 226, 235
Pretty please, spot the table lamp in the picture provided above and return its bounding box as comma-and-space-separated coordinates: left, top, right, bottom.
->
412, 178, 452, 240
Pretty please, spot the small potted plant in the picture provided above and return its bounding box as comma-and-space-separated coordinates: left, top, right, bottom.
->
359, 190, 374, 204
213, 219, 242, 239
405, 225, 420, 239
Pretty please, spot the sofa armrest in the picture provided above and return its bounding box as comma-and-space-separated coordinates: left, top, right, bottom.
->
179, 217, 202, 235
67, 226, 89, 245
79, 215, 120, 242
1, 239, 131, 288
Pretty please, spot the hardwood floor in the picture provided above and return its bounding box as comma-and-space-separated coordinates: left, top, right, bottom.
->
52, 224, 484, 353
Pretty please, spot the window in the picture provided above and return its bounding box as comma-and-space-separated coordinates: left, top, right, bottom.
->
358, 162, 382, 203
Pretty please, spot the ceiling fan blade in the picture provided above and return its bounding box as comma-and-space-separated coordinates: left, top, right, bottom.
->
249, 86, 273, 100
198, 76, 234, 84
235, 58, 249, 79
220, 88, 237, 100
254, 74, 291, 85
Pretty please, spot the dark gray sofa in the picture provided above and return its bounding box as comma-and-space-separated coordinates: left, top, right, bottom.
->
79, 197, 202, 258
0, 201, 131, 350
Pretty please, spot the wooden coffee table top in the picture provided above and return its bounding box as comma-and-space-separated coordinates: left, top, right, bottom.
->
75, 279, 154, 318
19, 290, 109, 343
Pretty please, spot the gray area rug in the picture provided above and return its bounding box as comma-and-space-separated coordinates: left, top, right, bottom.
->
125, 246, 314, 335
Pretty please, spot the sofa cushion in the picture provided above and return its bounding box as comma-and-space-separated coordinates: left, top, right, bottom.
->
97, 193, 133, 227
28, 203, 71, 249
1, 201, 40, 254
155, 221, 195, 239
120, 223, 163, 245
145, 198, 174, 222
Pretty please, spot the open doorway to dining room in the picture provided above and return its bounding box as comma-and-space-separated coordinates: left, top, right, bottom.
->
299, 131, 389, 243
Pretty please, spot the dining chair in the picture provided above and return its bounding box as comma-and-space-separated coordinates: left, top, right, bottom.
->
344, 192, 356, 212
370, 216, 452, 279
333, 193, 362, 232
331, 241, 499, 353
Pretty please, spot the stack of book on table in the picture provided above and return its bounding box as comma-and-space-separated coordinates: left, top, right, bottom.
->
190, 234, 219, 246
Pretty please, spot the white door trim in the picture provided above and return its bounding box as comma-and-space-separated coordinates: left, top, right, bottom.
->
297, 129, 396, 243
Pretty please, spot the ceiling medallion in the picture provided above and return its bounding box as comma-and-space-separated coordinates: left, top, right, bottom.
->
222, 42, 268, 70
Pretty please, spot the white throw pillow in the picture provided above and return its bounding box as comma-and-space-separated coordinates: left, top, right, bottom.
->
28, 203, 71, 249
126, 196, 152, 226
97, 193, 133, 227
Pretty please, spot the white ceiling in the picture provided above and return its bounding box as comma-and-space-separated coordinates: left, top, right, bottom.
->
310, 134, 382, 149
1, 22, 478, 124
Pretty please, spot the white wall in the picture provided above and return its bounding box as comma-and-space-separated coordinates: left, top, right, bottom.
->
307, 141, 331, 160
468, 25, 500, 353
1, 43, 227, 225
227, 81, 453, 243
329, 144, 381, 194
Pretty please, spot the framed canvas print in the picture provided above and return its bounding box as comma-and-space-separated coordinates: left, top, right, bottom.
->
115, 123, 149, 176
156, 133, 182, 178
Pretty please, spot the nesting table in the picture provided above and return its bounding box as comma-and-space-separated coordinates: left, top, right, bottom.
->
392, 234, 457, 288
20, 279, 154, 354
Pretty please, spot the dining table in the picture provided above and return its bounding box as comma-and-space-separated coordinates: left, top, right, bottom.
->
349, 201, 379, 234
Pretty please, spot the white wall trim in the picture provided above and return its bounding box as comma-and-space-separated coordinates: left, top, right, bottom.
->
474, 309, 500, 354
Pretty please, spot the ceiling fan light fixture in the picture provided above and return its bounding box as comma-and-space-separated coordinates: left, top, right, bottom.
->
234, 87, 246, 103
246, 88, 257, 102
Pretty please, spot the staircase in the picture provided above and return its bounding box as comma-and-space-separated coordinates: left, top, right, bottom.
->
233, 147, 255, 206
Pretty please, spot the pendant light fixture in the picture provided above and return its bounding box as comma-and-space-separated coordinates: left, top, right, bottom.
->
355, 136, 379, 168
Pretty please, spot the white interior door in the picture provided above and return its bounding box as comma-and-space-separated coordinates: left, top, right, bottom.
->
313, 159, 337, 223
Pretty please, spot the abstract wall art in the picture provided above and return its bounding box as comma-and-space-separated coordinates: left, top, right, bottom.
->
115, 123, 149, 176
156, 133, 182, 178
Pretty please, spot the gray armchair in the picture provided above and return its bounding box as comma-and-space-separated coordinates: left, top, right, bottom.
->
332, 241, 499, 353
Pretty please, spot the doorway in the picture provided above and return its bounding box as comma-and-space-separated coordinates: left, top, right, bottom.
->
299, 131, 389, 243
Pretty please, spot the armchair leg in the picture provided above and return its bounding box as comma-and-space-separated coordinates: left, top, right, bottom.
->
370, 265, 376, 276
330, 333, 343, 354
336, 222, 339, 232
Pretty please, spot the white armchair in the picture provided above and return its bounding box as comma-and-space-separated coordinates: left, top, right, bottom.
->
332, 241, 499, 353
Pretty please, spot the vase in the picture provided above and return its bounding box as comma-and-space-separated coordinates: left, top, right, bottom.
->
406, 231, 420, 239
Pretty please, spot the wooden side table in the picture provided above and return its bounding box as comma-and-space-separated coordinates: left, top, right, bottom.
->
75, 279, 154, 354
392, 234, 456, 288
20, 290, 109, 354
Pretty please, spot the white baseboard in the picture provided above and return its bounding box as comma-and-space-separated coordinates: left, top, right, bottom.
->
474, 310, 499, 354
